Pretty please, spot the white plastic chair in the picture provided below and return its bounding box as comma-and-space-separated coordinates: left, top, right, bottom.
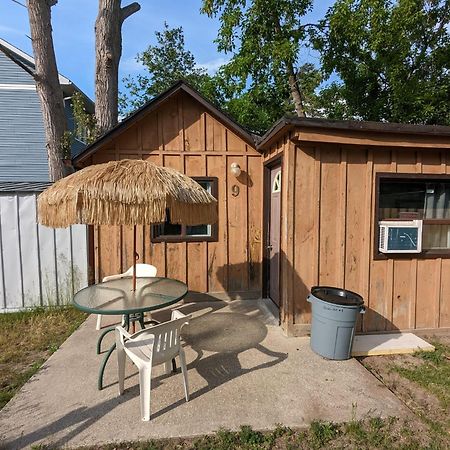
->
96, 264, 157, 330
115, 310, 191, 421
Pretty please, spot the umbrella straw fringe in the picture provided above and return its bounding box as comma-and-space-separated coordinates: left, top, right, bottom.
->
37, 159, 218, 228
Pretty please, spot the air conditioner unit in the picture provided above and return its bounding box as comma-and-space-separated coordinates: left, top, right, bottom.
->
379, 220, 423, 254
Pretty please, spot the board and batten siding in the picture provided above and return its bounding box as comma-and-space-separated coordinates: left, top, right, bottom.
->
0, 189, 88, 312
0, 51, 49, 182
84, 90, 263, 298
264, 134, 450, 335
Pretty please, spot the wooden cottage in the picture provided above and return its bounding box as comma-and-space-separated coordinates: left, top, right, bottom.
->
74, 81, 450, 336
74, 82, 264, 302
259, 118, 450, 336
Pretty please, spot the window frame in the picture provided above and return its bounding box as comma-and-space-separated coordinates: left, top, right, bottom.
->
374, 172, 450, 260
151, 176, 219, 243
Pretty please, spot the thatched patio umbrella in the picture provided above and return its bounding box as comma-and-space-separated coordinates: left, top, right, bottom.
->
38, 159, 218, 290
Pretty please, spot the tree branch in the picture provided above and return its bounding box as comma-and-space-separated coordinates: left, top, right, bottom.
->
298, 23, 328, 31
120, 2, 140, 23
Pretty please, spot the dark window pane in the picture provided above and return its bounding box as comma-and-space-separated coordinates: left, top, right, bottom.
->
154, 209, 181, 237
424, 183, 450, 219
197, 181, 210, 191
379, 181, 425, 219
186, 224, 209, 236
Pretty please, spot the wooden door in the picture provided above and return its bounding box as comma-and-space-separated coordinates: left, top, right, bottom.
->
267, 164, 282, 306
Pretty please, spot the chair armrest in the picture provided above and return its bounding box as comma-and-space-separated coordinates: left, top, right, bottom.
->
115, 326, 132, 346
171, 309, 188, 320
102, 274, 124, 282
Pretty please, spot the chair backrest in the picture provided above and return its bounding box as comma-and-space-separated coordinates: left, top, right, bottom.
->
124, 264, 157, 278
103, 264, 157, 282
132, 315, 190, 366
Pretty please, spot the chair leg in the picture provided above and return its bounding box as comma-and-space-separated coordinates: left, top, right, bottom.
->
117, 343, 126, 395
164, 361, 172, 375
179, 348, 189, 402
96, 314, 102, 330
139, 367, 152, 421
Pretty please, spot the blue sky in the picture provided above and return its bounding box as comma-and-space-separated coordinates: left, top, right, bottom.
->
0, 0, 333, 100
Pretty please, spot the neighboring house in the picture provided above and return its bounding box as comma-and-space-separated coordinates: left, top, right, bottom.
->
74, 80, 450, 336
0, 37, 94, 181
0, 38, 90, 312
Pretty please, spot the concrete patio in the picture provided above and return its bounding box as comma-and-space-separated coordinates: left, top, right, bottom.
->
0, 300, 409, 449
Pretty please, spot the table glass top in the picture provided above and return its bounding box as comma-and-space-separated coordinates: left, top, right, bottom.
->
73, 277, 188, 315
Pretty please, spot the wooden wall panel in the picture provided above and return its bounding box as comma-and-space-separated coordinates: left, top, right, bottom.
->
182, 96, 203, 151
293, 145, 319, 324
367, 150, 393, 331
345, 148, 368, 294
142, 152, 166, 276
247, 156, 263, 291
440, 261, 450, 327
207, 155, 228, 292
141, 112, 159, 151
160, 97, 182, 151
319, 146, 343, 286
227, 131, 246, 153
163, 154, 187, 282
227, 155, 248, 291
415, 150, 442, 328
279, 137, 296, 330
185, 155, 207, 292
120, 154, 140, 273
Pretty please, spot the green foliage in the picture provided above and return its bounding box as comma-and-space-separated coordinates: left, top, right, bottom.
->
395, 342, 450, 409
120, 22, 215, 116
309, 420, 339, 448
0, 306, 87, 410
314, 0, 450, 124
59, 91, 97, 159
201, 0, 322, 119
71, 91, 97, 144
119, 22, 302, 134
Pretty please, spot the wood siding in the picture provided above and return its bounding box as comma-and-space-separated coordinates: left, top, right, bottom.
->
85, 91, 263, 298
265, 138, 450, 335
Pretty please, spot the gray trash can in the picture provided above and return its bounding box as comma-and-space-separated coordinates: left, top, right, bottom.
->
307, 286, 366, 360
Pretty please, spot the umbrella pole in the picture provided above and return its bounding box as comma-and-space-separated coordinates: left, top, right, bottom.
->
132, 225, 137, 291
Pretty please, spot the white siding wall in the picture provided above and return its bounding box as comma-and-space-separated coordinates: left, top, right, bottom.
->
0, 191, 88, 311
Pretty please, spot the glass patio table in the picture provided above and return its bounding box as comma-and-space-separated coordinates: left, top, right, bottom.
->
73, 277, 188, 390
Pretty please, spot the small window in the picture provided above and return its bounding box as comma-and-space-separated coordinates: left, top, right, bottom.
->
152, 177, 218, 243
377, 174, 450, 256
272, 171, 281, 193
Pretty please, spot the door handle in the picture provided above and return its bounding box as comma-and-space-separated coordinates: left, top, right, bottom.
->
267, 244, 273, 251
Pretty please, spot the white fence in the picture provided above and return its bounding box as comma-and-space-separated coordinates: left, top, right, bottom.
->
0, 188, 88, 312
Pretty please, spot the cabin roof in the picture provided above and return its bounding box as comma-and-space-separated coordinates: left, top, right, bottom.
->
73, 80, 258, 164
257, 116, 450, 150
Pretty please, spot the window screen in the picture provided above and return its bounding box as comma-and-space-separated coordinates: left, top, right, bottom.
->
378, 177, 450, 251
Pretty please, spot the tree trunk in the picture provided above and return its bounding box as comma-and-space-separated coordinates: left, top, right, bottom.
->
287, 62, 306, 117
27, 0, 66, 182
95, 0, 140, 135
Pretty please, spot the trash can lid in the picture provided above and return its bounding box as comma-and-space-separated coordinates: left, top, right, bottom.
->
310, 286, 364, 307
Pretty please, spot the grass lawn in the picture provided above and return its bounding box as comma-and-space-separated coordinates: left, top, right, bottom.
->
361, 336, 450, 448
0, 306, 87, 410
51, 418, 441, 449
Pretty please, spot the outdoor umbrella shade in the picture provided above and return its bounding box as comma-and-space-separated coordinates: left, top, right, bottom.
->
38, 159, 218, 290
